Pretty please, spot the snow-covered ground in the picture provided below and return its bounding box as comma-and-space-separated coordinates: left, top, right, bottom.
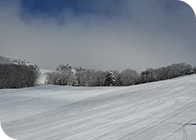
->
1, 75, 196, 140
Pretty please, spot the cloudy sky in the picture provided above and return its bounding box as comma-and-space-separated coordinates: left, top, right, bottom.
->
0, 0, 196, 71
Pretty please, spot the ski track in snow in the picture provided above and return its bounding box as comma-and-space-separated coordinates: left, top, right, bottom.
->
1, 75, 196, 140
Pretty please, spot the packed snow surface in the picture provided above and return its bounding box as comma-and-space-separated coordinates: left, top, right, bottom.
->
1, 75, 196, 140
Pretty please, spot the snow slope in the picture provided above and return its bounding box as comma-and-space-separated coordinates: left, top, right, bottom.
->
0, 75, 196, 140
37, 69, 52, 84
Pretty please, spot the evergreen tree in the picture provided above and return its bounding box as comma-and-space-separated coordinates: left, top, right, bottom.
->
105, 71, 115, 86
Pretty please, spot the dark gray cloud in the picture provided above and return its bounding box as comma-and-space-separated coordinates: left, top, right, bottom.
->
0, 0, 196, 71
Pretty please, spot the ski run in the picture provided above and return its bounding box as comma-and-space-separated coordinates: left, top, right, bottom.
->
0, 74, 196, 140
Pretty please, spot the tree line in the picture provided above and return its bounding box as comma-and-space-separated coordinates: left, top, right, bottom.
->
0, 55, 40, 89
45, 62, 196, 87
1, 59, 194, 89
0, 64, 39, 89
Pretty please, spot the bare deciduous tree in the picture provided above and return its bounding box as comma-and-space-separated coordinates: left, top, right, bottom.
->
0, 64, 39, 89
120, 69, 139, 86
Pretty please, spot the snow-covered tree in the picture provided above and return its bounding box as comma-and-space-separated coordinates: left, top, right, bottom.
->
120, 69, 139, 86
0, 55, 12, 64
55, 64, 72, 73
105, 71, 116, 86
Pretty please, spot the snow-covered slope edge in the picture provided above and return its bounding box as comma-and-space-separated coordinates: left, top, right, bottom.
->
37, 69, 52, 84
1, 75, 196, 140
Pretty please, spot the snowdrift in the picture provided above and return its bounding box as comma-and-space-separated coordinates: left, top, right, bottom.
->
0, 75, 196, 140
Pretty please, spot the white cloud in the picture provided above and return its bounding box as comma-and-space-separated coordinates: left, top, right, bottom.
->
0, 0, 196, 71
